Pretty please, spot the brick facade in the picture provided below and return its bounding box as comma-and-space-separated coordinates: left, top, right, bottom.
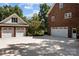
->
48, 3, 79, 38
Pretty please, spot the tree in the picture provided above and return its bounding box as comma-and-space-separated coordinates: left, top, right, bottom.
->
39, 3, 50, 34
27, 13, 44, 36
0, 5, 23, 21
14, 5, 23, 17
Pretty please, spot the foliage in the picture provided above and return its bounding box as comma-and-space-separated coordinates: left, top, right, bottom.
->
39, 3, 50, 34
27, 13, 44, 36
0, 5, 23, 21
0, 4, 51, 36
27, 4, 50, 36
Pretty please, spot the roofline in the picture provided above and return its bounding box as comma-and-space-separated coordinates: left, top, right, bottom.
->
47, 3, 55, 15
0, 13, 27, 24
0, 24, 29, 27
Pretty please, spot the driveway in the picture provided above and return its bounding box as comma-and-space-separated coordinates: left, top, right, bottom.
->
0, 36, 79, 56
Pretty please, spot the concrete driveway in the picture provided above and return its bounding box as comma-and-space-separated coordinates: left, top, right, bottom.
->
0, 36, 79, 56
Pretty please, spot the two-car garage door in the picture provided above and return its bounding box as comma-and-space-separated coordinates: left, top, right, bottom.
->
51, 27, 68, 37
2, 27, 25, 38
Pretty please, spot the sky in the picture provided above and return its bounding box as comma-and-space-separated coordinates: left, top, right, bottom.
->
0, 3, 40, 18
0, 3, 52, 18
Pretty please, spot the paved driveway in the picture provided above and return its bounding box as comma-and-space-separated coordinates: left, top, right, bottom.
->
0, 36, 79, 56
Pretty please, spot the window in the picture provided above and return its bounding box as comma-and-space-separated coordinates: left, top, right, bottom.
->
51, 16, 55, 22
16, 27, 21, 30
7, 27, 12, 30
59, 3, 63, 8
3, 27, 7, 30
12, 18, 18, 23
64, 12, 72, 19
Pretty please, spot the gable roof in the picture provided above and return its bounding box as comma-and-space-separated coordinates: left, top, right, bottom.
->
47, 4, 55, 15
0, 13, 27, 24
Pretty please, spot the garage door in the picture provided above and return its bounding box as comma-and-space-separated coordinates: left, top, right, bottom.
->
2, 27, 13, 38
16, 27, 25, 37
51, 27, 68, 37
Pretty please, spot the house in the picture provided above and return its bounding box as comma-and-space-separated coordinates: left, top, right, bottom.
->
47, 3, 79, 39
0, 13, 29, 38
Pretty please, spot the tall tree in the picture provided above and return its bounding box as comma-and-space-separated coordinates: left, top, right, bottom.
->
14, 5, 23, 17
0, 5, 23, 21
39, 3, 50, 34
27, 13, 44, 35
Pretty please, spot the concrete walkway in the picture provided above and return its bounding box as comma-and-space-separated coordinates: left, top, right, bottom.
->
0, 36, 78, 56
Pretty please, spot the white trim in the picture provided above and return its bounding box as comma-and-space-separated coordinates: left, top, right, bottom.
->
72, 28, 77, 38
47, 4, 55, 15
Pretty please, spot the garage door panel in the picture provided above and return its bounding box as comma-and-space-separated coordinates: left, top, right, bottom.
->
16, 27, 25, 37
2, 27, 13, 38
16, 32, 24, 37
51, 27, 68, 37
2, 32, 12, 38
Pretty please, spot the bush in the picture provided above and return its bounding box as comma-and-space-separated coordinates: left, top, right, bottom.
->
26, 28, 44, 36
34, 30, 44, 36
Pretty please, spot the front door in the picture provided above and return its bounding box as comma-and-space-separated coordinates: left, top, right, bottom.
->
72, 28, 77, 39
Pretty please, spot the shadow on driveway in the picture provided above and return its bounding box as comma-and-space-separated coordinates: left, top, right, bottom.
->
0, 36, 78, 56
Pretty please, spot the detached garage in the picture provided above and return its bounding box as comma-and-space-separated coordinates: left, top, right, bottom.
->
51, 27, 68, 37
0, 13, 29, 38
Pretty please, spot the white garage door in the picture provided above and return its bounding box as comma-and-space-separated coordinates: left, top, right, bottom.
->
16, 27, 25, 37
2, 27, 13, 38
51, 27, 68, 37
